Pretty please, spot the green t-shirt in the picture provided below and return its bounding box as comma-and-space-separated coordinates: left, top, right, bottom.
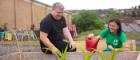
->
100, 28, 127, 51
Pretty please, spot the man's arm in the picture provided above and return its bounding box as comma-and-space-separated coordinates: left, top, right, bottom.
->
40, 31, 61, 55
63, 27, 73, 42
40, 31, 55, 48
63, 27, 76, 48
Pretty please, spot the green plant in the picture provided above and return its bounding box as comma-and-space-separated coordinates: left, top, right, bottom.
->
43, 46, 68, 60
104, 9, 121, 21
59, 46, 68, 60
97, 50, 117, 60
72, 10, 104, 33
97, 51, 105, 60
80, 47, 117, 60
43, 46, 117, 60
81, 48, 94, 60
110, 50, 116, 60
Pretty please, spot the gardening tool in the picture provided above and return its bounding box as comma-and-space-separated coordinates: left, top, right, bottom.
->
86, 37, 100, 52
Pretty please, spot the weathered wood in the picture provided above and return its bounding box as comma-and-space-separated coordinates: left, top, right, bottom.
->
0, 51, 139, 60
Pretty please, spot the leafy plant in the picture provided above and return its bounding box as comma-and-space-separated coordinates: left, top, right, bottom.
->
104, 9, 121, 21
72, 10, 104, 33
81, 48, 95, 60
80, 47, 117, 60
110, 50, 116, 60
97, 51, 105, 60
59, 46, 68, 60
43, 46, 68, 60
97, 49, 117, 60
43, 47, 117, 60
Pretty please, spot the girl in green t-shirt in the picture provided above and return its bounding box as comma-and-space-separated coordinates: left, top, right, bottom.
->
88, 19, 127, 51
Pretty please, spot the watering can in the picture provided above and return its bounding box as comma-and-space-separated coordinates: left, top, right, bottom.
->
85, 36, 100, 52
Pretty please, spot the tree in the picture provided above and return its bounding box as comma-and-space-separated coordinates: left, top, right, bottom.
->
138, 5, 140, 10
72, 10, 104, 33
137, 11, 140, 17
131, 11, 136, 18
104, 9, 121, 21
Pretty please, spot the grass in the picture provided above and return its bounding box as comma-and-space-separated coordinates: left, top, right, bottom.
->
74, 30, 140, 41
74, 29, 102, 41
136, 46, 140, 51
125, 32, 140, 40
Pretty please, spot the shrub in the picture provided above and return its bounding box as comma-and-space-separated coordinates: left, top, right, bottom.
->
72, 10, 104, 33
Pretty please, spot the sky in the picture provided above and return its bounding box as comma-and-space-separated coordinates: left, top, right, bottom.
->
36, 0, 140, 10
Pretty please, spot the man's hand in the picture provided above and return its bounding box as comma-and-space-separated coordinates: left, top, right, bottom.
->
69, 41, 76, 49
50, 47, 61, 56
63, 27, 76, 49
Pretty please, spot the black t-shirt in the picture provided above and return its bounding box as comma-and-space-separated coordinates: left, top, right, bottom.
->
40, 14, 67, 48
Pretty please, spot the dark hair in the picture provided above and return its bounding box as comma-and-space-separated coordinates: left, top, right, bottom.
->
108, 19, 122, 36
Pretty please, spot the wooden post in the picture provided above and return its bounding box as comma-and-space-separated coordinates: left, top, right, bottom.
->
13, 0, 17, 29
30, 0, 33, 25
132, 40, 136, 51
